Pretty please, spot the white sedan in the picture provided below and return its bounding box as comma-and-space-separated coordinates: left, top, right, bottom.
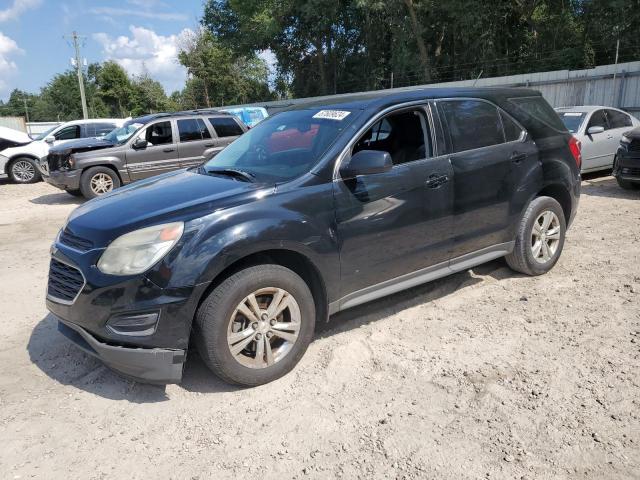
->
555, 106, 640, 173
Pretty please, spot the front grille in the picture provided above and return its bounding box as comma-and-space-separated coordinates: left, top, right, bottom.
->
628, 140, 640, 152
47, 259, 85, 303
47, 151, 71, 172
59, 228, 93, 251
622, 167, 640, 176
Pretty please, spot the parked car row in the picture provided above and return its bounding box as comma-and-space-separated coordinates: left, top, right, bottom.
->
0, 119, 123, 184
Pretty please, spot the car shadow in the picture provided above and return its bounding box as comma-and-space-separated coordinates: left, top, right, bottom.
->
28, 261, 510, 401
581, 172, 640, 200
29, 192, 84, 206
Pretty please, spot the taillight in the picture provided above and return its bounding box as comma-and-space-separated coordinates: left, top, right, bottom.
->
569, 136, 581, 169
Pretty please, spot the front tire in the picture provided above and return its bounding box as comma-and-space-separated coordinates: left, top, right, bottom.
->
80, 166, 121, 199
195, 264, 316, 386
8, 157, 41, 184
505, 196, 566, 276
616, 177, 639, 190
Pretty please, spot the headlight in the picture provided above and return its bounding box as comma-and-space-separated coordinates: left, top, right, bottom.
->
621, 135, 631, 144
97, 222, 184, 275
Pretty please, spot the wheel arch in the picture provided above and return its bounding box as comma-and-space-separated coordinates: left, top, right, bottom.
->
5, 153, 40, 174
196, 248, 329, 327
80, 163, 124, 183
535, 183, 572, 226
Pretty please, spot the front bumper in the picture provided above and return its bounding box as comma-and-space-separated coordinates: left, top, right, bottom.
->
614, 149, 640, 182
57, 317, 185, 383
47, 238, 209, 384
43, 168, 82, 191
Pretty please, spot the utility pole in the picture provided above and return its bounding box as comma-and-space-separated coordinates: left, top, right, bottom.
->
64, 31, 88, 119
612, 38, 620, 107
22, 95, 29, 123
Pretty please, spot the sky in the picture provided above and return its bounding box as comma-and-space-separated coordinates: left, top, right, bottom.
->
0, 0, 210, 101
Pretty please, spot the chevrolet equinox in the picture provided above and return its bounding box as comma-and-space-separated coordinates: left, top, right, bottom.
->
47, 88, 581, 386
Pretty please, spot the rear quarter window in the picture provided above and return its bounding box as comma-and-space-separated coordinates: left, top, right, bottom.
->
508, 96, 566, 132
209, 117, 244, 137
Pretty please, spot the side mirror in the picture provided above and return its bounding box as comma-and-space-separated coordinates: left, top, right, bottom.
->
587, 126, 605, 135
340, 150, 392, 178
132, 137, 148, 150
45, 136, 55, 144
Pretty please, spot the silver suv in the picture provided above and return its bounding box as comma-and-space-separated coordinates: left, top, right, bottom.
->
42, 110, 247, 199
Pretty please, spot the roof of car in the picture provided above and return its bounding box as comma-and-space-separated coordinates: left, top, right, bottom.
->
555, 105, 623, 113
128, 109, 234, 125
64, 118, 124, 125
285, 87, 543, 112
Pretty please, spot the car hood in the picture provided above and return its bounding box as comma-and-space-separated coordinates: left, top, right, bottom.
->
50, 137, 116, 156
623, 127, 640, 141
66, 169, 273, 246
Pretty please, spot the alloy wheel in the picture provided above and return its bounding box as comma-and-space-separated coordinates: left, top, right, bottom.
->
12, 160, 35, 183
531, 210, 561, 264
227, 287, 301, 369
90, 173, 114, 195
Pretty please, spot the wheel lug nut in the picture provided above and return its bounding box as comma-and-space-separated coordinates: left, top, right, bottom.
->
252, 322, 258, 330
255, 333, 262, 340
266, 331, 273, 338
261, 313, 269, 321
269, 319, 276, 326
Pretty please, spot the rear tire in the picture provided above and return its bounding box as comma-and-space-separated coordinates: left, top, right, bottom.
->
8, 157, 41, 184
65, 189, 83, 197
505, 196, 566, 276
616, 177, 639, 190
80, 166, 120, 199
194, 264, 316, 386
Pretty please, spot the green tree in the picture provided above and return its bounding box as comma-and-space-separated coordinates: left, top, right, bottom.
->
94, 61, 134, 117
177, 29, 273, 107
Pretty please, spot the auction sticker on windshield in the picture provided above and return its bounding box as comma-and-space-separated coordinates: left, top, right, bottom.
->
312, 110, 351, 121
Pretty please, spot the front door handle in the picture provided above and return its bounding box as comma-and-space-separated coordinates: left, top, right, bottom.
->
510, 152, 526, 164
204, 143, 216, 148
426, 174, 449, 188
163, 148, 175, 153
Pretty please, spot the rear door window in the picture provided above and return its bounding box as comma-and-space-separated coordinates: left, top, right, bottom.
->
606, 109, 632, 129
177, 118, 212, 142
209, 117, 244, 137
438, 100, 504, 153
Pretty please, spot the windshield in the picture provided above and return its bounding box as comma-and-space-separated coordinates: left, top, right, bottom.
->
203, 108, 358, 182
33, 126, 58, 141
557, 111, 586, 133
104, 122, 144, 145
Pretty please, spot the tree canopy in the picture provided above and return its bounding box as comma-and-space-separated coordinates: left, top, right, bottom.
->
1, 0, 637, 121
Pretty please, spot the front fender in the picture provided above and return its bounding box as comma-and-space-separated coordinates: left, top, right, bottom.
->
147, 200, 340, 301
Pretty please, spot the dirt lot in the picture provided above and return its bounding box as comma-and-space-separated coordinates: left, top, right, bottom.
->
0, 175, 638, 480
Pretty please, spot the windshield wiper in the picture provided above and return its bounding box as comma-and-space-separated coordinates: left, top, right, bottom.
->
205, 167, 256, 182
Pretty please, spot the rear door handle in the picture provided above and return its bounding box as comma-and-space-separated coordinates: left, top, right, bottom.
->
510, 152, 526, 164
426, 174, 449, 188
163, 148, 175, 153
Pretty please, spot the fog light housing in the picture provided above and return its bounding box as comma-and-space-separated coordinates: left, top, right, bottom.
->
106, 312, 160, 336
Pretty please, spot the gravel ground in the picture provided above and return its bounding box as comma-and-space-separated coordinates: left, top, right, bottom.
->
0, 175, 638, 480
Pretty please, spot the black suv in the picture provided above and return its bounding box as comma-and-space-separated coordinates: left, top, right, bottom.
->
42, 110, 247, 199
614, 127, 640, 189
47, 88, 581, 386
